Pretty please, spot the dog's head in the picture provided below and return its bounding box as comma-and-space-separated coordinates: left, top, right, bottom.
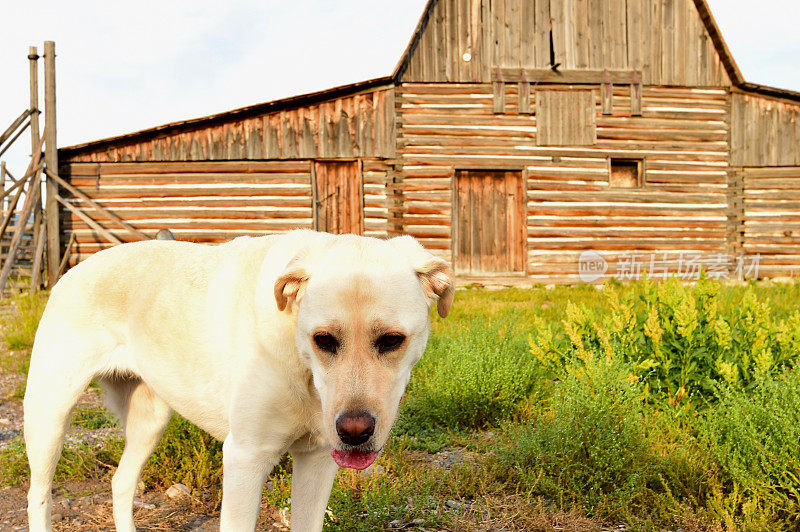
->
274, 234, 454, 469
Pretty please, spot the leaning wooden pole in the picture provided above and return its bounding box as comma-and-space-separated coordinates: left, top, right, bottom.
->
0, 162, 5, 215
44, 41, 60, 287
29, 46, 44, 291
0, 170, 41, 295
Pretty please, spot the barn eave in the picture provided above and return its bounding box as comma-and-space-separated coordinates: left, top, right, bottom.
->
59, 76, 394, 159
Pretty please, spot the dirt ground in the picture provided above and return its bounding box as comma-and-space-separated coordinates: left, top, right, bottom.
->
0, 483, 289, 531
0, 365, 290, 532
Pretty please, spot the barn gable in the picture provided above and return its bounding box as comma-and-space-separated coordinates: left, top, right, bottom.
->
396, 0, 736, 86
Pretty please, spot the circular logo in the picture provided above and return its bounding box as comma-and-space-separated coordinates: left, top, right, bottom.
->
578, 250, 608, 283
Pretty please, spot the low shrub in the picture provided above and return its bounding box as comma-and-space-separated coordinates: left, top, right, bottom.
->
0, 437, 123, 488
72, 406, 119, 429
497, 356, 664, 519
142, 415, 223, 491
398, 317, 541, 432
700, 369, 800, 527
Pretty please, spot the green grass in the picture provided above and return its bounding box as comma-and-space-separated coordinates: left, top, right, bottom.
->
72, 407, 118, 430
1, 291, 48, 354
5, 279, 800, 529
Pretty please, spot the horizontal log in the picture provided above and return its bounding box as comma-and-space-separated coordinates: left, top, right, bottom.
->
64, 160, 312, 175
499, 69, 641, 84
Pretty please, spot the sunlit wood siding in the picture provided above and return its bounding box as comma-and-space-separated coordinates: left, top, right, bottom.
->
400, 0, 730, 86
731, 92, 800, 167
58, 159, 393, 265
738, 167, 800, 277
62, 88, 396, 163
397, 82, 731, 282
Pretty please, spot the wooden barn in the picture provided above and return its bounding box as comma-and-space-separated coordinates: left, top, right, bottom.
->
55, 0, 800, 285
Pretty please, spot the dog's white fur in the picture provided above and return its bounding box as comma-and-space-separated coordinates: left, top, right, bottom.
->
23, 230, 454, 532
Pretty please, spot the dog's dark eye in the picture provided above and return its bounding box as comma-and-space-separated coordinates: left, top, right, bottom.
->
313, 333, 339, 354
376, 333, 405, 353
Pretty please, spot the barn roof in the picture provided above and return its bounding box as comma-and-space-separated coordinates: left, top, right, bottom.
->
60, 0, 800, 157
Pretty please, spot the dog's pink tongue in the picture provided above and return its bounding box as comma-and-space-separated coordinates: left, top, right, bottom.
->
331, 449, 379, 470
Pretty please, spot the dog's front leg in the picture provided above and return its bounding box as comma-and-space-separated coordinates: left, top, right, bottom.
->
219, 434, 280, 531
289, 445, 339, 532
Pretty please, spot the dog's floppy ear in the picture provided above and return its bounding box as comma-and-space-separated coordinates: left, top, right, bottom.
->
274, 267, 310, 312
390, 235, 455, 318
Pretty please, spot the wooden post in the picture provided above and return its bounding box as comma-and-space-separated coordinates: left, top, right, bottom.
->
493, 68, 506, 114
44, 41, 60, 287
29, 46, 44, 291
602, 69, 613, 116
630, 70, 642, 117
518, 70, 531, 115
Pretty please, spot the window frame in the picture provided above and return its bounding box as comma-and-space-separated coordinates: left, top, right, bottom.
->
608, 157, 646, 189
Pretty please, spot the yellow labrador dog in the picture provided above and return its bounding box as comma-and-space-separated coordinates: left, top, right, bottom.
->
23, 230, 454, 532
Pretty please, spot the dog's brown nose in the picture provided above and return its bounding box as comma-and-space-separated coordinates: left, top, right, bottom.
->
336, 411, 375, 446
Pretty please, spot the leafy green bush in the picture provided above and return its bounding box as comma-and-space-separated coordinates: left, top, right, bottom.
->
496, 356, 663, 518
398, 317, 541, 432
700, 370, 800, 526
528, 277, 800, 405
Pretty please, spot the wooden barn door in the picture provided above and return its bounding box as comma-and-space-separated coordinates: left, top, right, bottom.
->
313, 161, 363, 235
453, 170, 526, 274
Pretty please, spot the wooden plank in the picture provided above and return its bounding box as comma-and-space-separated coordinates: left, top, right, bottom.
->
534, 0, 551, 67
627, 0, 643, 71
661, 0, 675, 85
520, 0, 535, 67
674, 0, 687, 84
448, 0, 460, 80
481, 0, 492, 78
499, 68, 639, 83
587, 0, 603, 68
496, 172, 509, 270
574, 0, 590, 69
550, 0, 567, 68
454, 171, 469, 272
610, 0, 628, 67
469, 172, 480, 272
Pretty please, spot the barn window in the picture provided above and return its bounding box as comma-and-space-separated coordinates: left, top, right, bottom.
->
536, 90, 596, 146
609, 158, 643, 188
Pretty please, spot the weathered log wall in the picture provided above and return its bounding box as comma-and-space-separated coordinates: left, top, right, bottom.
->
397, 82, 731, 283
59, 159, 393, 265
63, 88, 396, 163
740, 166, 800, 277
401, 0, 730, 86
731, 92, 800, 167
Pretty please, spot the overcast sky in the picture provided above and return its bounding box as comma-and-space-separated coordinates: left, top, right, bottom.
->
1, 0, 798, 174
